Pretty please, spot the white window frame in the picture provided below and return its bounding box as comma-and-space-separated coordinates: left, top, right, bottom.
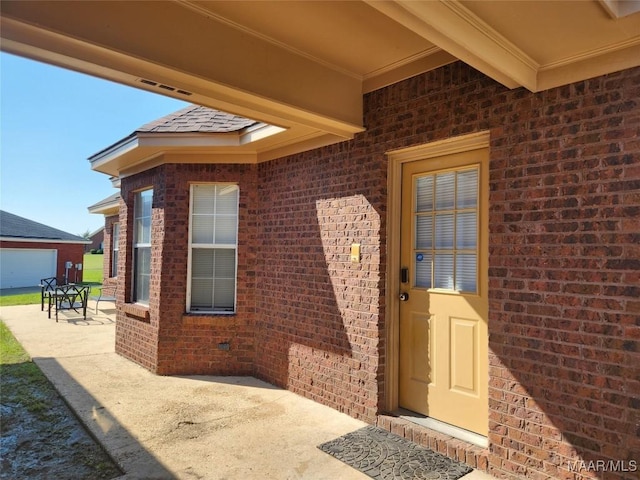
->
186, 183, 239, 314
132, 189, 152, 305
111, 222, 120, 278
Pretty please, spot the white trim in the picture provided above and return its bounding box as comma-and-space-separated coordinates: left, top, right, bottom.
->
398, 409, 488, 448
111, 222, 120, 278
540, 36, 640, 71
186, 187, 194, 312
89, 135, 139, 169
599, 0, 640, 18
138, 132, 243, 148
88, 204, 119, 215
365, 0, 537, 90
387, 131, 490, 162
132, 189, 153, 304
363, 49, 457, 94
364, 45, 442, 80
241, 124, 287, 144
186, 183, 239, 314
0, 237, 90, 245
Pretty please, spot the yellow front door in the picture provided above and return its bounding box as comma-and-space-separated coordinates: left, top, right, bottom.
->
399, 148, 488, 436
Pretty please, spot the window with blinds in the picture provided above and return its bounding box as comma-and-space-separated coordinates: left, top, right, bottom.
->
188, 184, 239, 313
111, 223, 120, 278
414, 167, 478, 293
133, 189, 152, 304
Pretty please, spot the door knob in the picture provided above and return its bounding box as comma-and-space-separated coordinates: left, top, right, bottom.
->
399, 292, 409, 301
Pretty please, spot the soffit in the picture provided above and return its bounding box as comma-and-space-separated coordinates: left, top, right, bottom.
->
1, 0, 638, 175
462, 0, 640, 67
183, 1, 445, 83
88, 126, 343, 177
366, 0, 640, 91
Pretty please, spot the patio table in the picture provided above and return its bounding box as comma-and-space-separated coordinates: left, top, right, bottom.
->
47, 284, 90, 322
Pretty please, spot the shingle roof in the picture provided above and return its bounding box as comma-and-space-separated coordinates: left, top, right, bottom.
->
88, 105, 260, 162
137, 105, 258, 133
87, 192, 121, 212
0, 210, 89, 243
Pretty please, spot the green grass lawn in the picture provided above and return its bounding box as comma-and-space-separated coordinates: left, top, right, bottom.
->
0, 321, 55, 418
0, 320, 122, 478
0, 320, 52, 416
0, 320, 29, 364
0, 292, 42, 307
82, 253, 104, 284
0, 254, 105, 307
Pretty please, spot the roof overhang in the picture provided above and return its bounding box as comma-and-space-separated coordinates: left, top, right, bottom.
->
87, 122, 337, 177
87, 202, 119, 217
0, 0, 367, 170
365, 0, 640, 92
1, 0, 638, 177
87, 192, 121, 216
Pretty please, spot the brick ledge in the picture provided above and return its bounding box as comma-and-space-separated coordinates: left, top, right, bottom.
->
376, 414, 489, 472
121, 303, 150, 321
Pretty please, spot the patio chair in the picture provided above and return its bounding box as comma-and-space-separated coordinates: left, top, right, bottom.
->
91, 284, 117, 313
40, 276, 66, 311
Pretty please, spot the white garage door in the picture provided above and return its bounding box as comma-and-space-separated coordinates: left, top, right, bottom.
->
0, 248, 57, 289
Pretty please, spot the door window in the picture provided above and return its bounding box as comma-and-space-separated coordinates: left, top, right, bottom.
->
414, 167, 478, 293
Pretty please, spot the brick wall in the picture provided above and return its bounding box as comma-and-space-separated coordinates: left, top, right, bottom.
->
112, 62, 638, 480
117, 163, 257, 375
252, 63, 639, 479
87, 229, 104, 252
255, 152, 386, 420
376, 64, 637, 479
486, 70, 639, 479
116, 168, 161, 371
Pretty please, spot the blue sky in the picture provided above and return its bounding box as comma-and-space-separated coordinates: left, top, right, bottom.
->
1, 52, 190, 237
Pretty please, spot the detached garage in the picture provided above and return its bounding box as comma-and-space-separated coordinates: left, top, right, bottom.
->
0, 210, 90, 289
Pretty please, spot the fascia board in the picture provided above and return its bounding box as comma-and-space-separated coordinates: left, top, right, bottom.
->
537, 37, 640, 91
89, 135, 139, 169
87, 203, 119, 215
0, 237, 91, 245
136, 132, 243, 148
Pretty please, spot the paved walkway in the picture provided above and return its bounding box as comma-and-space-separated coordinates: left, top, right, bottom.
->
0, 303, 493, 480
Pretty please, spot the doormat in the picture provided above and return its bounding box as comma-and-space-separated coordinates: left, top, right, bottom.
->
318, 425, 472, 480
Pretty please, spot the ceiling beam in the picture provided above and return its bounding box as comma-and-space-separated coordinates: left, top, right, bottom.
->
367, 0, 539, 91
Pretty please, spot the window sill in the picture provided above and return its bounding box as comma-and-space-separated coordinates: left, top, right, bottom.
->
122, 303, 150, 321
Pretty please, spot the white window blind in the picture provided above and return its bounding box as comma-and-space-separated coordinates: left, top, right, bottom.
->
189, 184, 238, 313
414, 167, 479, 293
112, 223, 120, 277
133, 190, 152, 304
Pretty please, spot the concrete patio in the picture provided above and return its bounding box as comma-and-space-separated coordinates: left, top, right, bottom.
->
0, 302, 494, 479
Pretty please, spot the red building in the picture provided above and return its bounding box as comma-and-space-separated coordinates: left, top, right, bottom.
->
0, 210, 89, 288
